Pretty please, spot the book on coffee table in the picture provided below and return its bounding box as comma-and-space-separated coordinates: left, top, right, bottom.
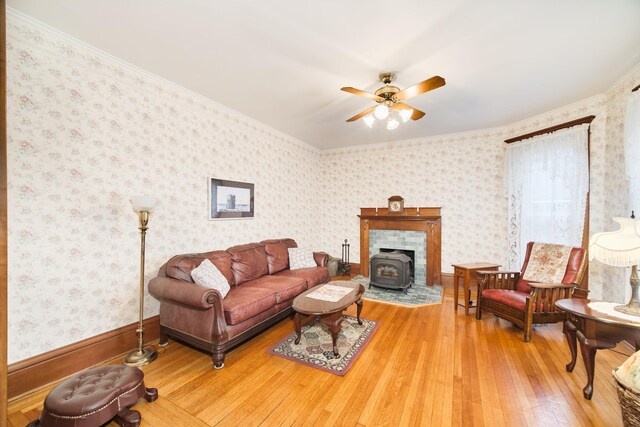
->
305, 284, 353, 302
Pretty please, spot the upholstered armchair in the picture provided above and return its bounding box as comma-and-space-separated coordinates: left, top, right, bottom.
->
476, 242, 587, 342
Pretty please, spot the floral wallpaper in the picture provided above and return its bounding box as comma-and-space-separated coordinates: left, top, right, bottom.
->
599, 64, 640, 302
6, 14, 322, 363
6, 12, 640, 364
317, 128, 508, 276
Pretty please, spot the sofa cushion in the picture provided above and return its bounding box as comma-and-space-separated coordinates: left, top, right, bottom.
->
241, 275, 306, 304
262, 238, 297, 274
275, 267, 330, 289
223, 286, 277, 326
288, 247, 317, 270
482, 289, 528, 311
165, 250, 234, 286
227, 243, 269, 285
191, 259, 231, 297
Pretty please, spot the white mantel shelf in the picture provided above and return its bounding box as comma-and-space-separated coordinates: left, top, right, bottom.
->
358, 207, 442, 286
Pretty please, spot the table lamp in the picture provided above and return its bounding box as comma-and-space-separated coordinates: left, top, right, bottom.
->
589, 215, 640, 316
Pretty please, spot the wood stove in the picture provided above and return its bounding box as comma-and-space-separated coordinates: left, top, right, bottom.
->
369, 250, 413, 292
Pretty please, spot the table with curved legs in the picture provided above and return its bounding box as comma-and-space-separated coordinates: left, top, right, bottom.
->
292, 281, 364, 356
556, 298, 640, 400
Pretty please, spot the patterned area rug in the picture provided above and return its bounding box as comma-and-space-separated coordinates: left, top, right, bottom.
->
351, 275, 443, 307
268, 315, 378, 376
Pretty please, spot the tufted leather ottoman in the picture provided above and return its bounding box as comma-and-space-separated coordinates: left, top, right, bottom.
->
27, 365, 158, 427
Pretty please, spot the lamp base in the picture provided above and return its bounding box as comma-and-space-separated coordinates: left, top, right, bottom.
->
614, 302, 640, 317
123, 347, 158, 367
616, 266, 640, 317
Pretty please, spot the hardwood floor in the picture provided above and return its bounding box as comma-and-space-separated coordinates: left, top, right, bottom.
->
8, 289, 629, 426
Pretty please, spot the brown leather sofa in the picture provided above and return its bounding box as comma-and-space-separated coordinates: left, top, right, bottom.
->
149, 238, 329, 368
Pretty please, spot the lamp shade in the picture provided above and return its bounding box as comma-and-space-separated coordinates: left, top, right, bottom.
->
363, 115, 375, 128
589, 217, 640, 267
130, 195, 156, 213
399, 108, 413, 123
374, 104, 389, 120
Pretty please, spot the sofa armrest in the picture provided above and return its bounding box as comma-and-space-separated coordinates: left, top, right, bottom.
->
313, 251, 329, 267
149, 276, 220, 310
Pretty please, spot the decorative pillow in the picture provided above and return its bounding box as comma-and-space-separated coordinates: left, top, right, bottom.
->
288, 247, 316, 270
190, 259, 231, 297
614, 350, 640, 393
522, 243, 572, 283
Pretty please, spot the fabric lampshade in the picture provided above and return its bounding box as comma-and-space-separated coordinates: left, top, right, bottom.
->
589, 217, 640, 267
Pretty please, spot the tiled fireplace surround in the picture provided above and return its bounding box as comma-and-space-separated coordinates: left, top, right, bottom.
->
369, 230, 427, 286
358, 207, 442, 286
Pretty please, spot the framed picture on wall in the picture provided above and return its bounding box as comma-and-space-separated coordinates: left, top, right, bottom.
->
209, 178, 255, 220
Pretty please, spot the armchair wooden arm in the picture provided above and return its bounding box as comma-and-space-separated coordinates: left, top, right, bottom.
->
521, 282, 576, 341
477, 270, 521, 292
527, 282, 575, 314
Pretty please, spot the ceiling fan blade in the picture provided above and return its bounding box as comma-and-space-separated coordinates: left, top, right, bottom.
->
346, 105, 376, 122
341, 87, 384, 102
393, 103, 426, 120
394, 76, 446, 101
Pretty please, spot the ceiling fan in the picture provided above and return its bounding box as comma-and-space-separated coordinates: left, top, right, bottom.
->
341, 72, 446, 129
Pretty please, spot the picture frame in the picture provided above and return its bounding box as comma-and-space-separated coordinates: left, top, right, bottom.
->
209, 178, 254, 220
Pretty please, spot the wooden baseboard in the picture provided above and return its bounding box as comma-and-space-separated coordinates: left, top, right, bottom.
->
7, 316, 159, 401
349, 263, 361, 276
441, 272, 453, 288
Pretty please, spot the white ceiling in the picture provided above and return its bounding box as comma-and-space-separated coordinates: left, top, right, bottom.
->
7, 0, 640, 150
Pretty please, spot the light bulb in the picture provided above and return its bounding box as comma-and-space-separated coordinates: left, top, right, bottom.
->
387, 118, 399, 130
374, 104, 389, 120
363, 115, 375, 128
399, 108, 413, 123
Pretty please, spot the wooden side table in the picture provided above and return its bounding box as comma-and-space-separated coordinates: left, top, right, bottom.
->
556, 298, 640, 400
452, 262, 500, 315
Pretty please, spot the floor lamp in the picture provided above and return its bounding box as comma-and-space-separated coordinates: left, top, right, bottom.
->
124, 195, 158, 366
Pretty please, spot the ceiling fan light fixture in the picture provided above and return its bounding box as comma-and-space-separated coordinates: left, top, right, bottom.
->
374, 104, 389, 120
363, 115, 375, 128
399, 108, 413, 123
342, 73, 444, 126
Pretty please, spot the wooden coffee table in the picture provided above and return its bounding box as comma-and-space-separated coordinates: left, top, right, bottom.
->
292, 281, 365, 356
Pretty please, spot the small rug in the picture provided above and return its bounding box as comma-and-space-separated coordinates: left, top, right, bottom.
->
351, 275, 443, 307
268, 315, 378, 376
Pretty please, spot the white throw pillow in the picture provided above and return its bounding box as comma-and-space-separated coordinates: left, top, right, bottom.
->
191, 259, 231, 297
288, 247, 317, 270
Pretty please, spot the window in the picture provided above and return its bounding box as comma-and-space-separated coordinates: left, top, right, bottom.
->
505, 123, 590, 269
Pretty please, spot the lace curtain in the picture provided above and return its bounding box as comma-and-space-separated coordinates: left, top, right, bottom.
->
506, 124, 590, 269
625, 90, 640, 213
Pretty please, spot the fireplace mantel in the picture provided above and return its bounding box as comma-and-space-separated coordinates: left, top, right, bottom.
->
359, 207, 442, 286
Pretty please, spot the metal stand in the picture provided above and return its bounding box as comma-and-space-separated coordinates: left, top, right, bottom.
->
615, 265, 640, 317
339, 239, 352, 276
124, 210, 157, 367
